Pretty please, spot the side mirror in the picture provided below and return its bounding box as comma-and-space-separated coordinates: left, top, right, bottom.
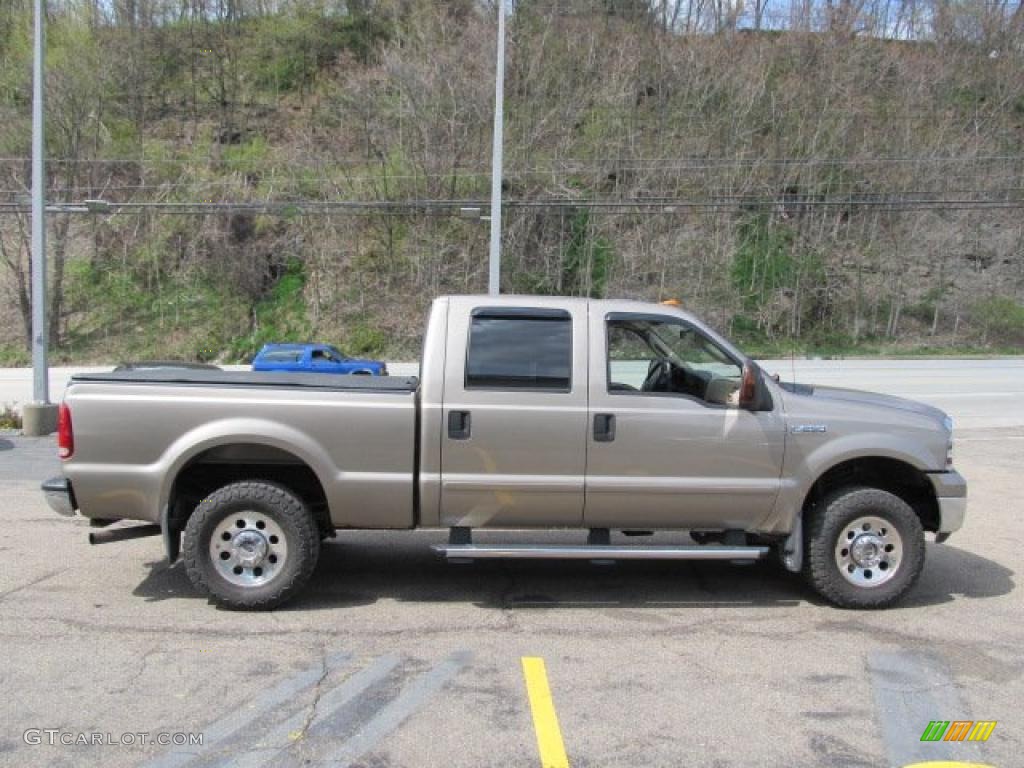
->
739, 362, 759, 410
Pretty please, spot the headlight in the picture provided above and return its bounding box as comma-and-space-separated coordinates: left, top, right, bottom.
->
943, 415, 953, 433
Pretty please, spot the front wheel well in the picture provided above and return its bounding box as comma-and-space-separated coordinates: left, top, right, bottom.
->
802, 457, 939, 532
168, 444, 331, 538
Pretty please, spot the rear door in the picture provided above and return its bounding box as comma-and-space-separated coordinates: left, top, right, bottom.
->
439, 300, 588, 527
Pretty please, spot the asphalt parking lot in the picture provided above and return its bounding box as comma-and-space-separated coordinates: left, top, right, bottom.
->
1, 362, 1022, 767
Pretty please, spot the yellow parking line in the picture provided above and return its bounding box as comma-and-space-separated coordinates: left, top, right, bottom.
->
522, 657, 570, 768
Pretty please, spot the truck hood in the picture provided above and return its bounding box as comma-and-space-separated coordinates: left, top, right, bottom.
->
788, 383, 947, 425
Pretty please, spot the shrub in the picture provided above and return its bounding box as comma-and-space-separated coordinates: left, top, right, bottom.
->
344, 322, 387, 357
972, 297, 1024, 345
0, 403, 21, 430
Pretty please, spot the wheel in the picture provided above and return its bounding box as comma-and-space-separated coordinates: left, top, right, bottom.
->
804, 486, 924, 609
184, 480, 320, 610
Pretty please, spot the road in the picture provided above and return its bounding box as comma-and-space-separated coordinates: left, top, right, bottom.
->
3, 358, 1023, 430
1, 362, 1022, 767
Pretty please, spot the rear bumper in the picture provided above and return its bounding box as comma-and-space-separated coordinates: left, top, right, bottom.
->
42, 476, 77, 517
927, 470, 966, 540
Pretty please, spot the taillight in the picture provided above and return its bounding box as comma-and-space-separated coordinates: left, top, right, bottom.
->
58, 402, 73, 459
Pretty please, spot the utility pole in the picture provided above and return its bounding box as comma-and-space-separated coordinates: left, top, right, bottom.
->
24, 0, 57, 436
488, 0, 506, 296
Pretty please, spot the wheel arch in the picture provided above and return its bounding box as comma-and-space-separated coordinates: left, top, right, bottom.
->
802, 456, 940, 533
159, 421, 335, 558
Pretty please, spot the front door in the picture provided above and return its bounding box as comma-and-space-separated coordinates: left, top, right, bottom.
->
585, 311, 785, 530
440, 303, 588, 528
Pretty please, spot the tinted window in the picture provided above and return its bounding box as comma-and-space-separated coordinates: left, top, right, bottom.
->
465, 312, 572, 390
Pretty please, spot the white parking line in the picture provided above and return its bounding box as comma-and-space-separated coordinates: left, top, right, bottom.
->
222, 654, 402, 768
143, 651, 351, 768
868, 650, 984, 767
322, 650, 472, 768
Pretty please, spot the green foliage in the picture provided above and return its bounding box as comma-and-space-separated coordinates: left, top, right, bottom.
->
221, 136, 270, 174
561, 210, 612, 298
731, 214, 797, 309
0, 9, 30, 107
902, 304, 930, 325
729, 214, 825, 338
0, 344, 29, 366
0, 403, 22, 430
247, 12, 390, 93
343, 322, 387, 357
972, 297, 1024, 344
64, 256, 251, 363
228, 258, 310, 360
105, 118, 140, 156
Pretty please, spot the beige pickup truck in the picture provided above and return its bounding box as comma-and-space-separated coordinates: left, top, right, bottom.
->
43, 295, 966, 610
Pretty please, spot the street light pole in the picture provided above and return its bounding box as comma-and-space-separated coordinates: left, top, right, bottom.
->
488, 0, 506, 296
24, 0, 56, 435
31, 0, 48, 404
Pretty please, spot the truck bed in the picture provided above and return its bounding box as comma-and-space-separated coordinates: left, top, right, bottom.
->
71, 369, 419, 392
61, 371, 419, 530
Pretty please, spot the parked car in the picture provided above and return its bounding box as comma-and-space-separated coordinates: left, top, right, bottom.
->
43, 295, 965, 610
252, 343, 387, 376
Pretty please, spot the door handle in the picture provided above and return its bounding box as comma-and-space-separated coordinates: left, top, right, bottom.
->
593, 413, 615, 442
448, 410, 472, 440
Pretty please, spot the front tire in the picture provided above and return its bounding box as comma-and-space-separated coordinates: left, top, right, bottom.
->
184, 480, 320, 610
805, 486, 925, 609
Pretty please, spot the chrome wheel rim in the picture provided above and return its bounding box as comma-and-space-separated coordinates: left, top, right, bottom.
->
210, 511, 288, 587
834, 515, 902, 588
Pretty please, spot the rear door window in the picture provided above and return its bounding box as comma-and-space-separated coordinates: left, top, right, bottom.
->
465, 309, 572, 391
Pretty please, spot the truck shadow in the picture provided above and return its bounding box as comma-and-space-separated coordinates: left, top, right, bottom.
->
132, 534, 1012, 612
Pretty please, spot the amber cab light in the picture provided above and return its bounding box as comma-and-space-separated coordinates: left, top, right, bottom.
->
57, 402, 74, 459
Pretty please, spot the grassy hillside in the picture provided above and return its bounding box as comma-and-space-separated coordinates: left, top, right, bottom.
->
1, 0, 1022, 365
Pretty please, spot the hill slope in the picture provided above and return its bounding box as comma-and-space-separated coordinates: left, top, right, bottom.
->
1, 0, 1022, 364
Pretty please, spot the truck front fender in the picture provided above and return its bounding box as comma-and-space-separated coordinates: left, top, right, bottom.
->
762, 430, 940, 536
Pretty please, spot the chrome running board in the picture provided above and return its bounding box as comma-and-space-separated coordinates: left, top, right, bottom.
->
432, 544, 769, 561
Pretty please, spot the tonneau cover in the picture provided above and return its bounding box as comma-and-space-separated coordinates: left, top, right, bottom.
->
70, 369, 419, 392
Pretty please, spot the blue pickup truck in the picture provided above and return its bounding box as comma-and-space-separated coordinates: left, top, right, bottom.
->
251, 343, 387, 375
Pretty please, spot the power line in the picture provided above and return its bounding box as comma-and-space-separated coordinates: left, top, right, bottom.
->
4, 183, 1023, 199
2, 154, 1022, 168
1, 195, 1021, 216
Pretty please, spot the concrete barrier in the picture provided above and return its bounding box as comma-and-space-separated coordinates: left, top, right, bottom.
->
21, 402, 58, 436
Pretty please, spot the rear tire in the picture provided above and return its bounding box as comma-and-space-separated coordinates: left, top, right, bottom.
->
805, 486, 924, 609
184, 480, 320, 610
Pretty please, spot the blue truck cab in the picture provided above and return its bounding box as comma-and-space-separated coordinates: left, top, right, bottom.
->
252, 343, 387, 375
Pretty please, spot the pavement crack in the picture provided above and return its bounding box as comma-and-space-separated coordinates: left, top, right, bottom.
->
0, 568, 67, 601
290, 646, 330, 747
108, 645, 159, 694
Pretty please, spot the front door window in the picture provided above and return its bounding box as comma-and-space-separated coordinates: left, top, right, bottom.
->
607, 317, 743, 407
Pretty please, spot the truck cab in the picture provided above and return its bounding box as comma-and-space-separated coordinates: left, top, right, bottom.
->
420, 296, 783, 533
